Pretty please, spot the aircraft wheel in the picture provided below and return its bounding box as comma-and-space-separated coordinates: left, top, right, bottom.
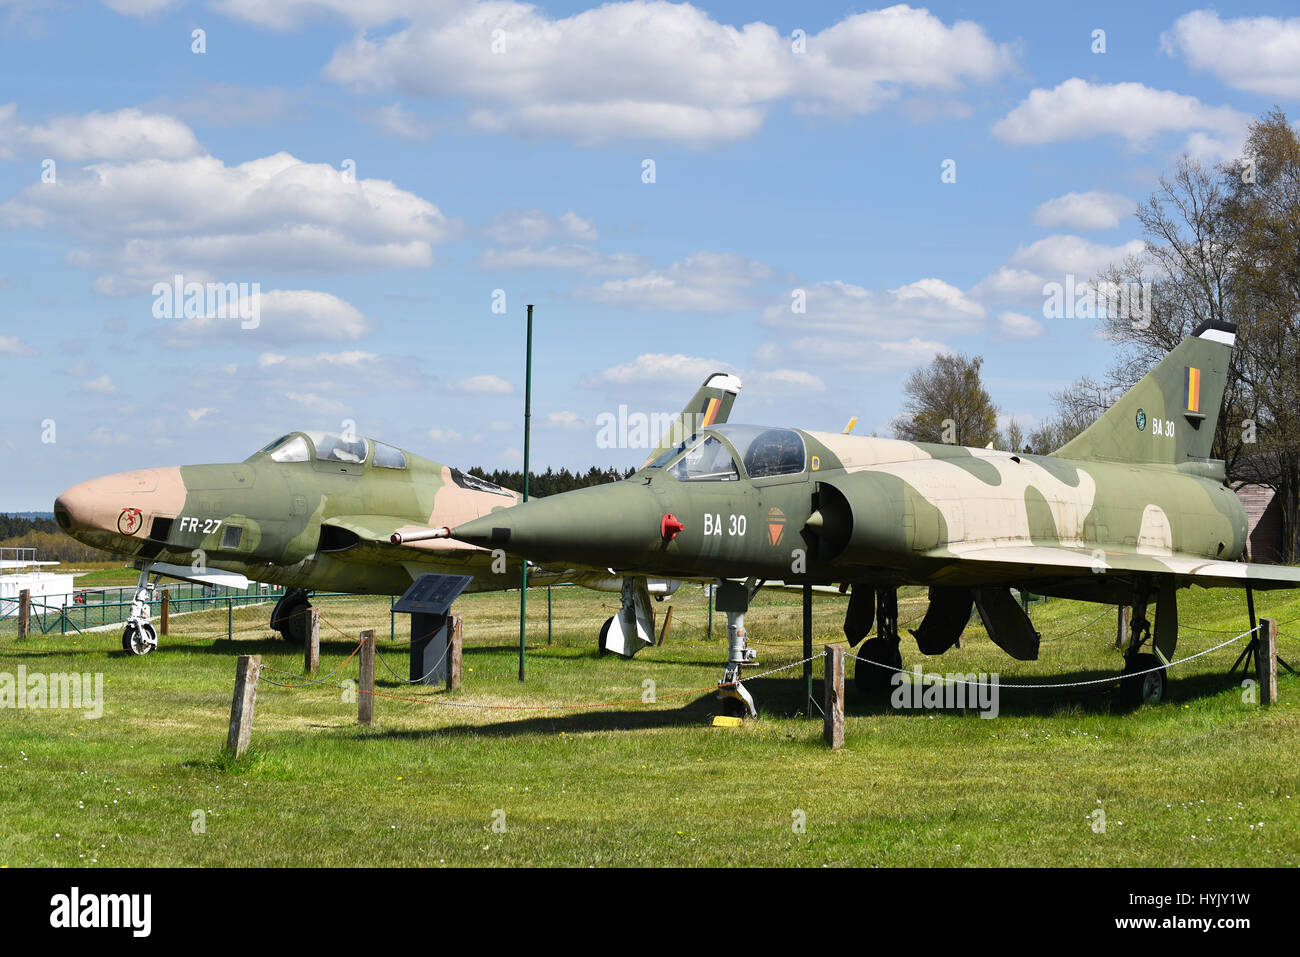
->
279, 603, 311, 645
122, 621, 157, 656
854, 636, 902, 702
721, 696, 750, 719
1121, 653, 1166, 707
597, 616, 613, 656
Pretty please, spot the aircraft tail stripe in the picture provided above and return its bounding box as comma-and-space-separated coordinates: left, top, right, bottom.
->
701, 397, 721, 427
1186, 366, 1201, 413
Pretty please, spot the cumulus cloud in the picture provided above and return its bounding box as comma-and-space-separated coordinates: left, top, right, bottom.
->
1032, 191, 1135, 231
763, 277, 984, 338
82, 374, 118, 394
2, 151, 457, 292
450, 373, 513, 394
427, 427, 464, 443
0, 335, 36, 356
992, 78, 1250, 156
161, 289, 373, 347
483, 208, 597, 245
584, 352, 734, 387
321, 2, 1015, 146
575, 252, 773, 312
373, 102, 437, 141
972, 235, 1146, 304
1161, 11, 1300, 98
478, 244, 645, 275
995, 311, 1045, 340
0, 103, 202, 162
285, 391, 347, 414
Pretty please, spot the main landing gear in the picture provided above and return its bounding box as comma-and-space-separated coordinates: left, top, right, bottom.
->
1119, 580, 1171, 707
270, 587, 312, 643
121, 565, 159, 656
853, 587, 903, 702
715, 579, 762, 718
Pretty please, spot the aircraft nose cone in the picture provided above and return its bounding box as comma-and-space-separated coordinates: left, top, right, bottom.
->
54, 480, 101, 533
53, 467, 186, 539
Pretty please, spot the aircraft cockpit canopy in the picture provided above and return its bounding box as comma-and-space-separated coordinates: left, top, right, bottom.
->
650, 425, 806, 481
252, 432, 409, 469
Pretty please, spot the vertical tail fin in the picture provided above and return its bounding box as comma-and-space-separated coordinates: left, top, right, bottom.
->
641, 373, 742, 467
1054, 321, 1235, 466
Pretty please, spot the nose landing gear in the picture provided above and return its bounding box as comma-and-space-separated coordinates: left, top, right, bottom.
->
715, 579, 761, 718
121, 565, 159, 655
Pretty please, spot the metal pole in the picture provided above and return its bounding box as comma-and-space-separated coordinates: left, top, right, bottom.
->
707, 584, 713, 638
547, 585, 552, 645
519, 303, 534, 681
802, 583, 813, 716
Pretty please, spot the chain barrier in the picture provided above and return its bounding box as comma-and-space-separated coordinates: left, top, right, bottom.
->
845, 627, 1255, 691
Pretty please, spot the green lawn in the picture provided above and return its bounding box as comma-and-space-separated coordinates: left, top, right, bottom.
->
1, 583, 1297, 866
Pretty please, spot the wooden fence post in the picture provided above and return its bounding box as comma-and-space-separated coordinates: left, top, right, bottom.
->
226, 655, 262, 757
1258, 618, 1279, 706
17, 589, 30, 639
1115, 605, 1131, 650
160, 589, 170, 636
823, 644, 844, 749
447, 615, 462, 691
305, 607, 320, 674
657, 605, 674, 646
358, 630, 375, 726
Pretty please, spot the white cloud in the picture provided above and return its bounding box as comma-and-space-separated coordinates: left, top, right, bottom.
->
544, 410, 587, 429
162, 289, 373, 347
285, 391, 347, 414
0, 335, 36, 356
483, 208, 597, 245
996, 311, 1045, 340
992, 78, 1250, 155
575, 251, 772, 312
1161, 11, 1300, 98
451, 373, 513, 394
749, 368, 826, 392
208, 0, 447, 29
186, 407, 213, 422
0, 103, 202, 162
2, 151, 458, 292
478, 244, 645, 276
373, 102, 436, 141
82, 374, 118, 394
428, 428, 464, 443
1032, 191, 1135, 231
323, 3, 1015, 146
972, 235, 1146, 304
585, 352, 733, 387
763, 277, 984, 337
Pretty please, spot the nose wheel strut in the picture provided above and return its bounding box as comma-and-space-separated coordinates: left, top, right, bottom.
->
121, 564, 159, 656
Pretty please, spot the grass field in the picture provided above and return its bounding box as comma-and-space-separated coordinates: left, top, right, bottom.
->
2, 582, 1297, 867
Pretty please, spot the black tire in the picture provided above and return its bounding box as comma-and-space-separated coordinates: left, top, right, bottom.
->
721, 696, 750, 719
597, 616, 613, 656
122, 621, 157, 656
854, 636, 902, 702
279, 603, 310, 644
1121, 653, 1166, 707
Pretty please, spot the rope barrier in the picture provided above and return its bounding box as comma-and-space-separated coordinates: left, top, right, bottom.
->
845, 627, 1255, 690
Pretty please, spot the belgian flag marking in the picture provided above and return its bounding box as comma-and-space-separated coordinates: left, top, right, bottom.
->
700, 397, 721, 427
1185, 366, 1201, 413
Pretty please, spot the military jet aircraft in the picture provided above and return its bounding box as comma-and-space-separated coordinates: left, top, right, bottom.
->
54, 374, 741, 655
432, 321, 1299, 716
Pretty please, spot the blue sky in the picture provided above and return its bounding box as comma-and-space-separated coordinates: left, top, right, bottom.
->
2, 0, 1297, 509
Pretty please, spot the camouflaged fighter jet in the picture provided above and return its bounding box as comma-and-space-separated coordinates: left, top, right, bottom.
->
434, 320, 1300, 716
53, 374, 742, 655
